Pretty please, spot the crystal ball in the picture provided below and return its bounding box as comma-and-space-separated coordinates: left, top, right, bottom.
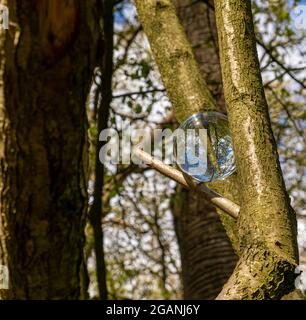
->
174, 111, 236, 182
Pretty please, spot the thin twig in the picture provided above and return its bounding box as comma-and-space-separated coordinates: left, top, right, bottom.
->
113, 88, 166, 99
132, 147, 240, 219
257, 39, 306, 89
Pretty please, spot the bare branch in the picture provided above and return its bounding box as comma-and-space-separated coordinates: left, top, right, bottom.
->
133, 147, 240, 219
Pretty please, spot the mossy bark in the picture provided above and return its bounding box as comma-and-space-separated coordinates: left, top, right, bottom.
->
135, 0, 299, 299
134, 0, 216, 123
0, 0, 101, 299
134, 0, 239, 253
214, 0, 298, 299
89, 0, 113, 300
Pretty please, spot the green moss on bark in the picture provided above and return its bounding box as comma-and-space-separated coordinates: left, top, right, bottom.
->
135, 0, 299, 300
134, 0, 216, 122
214, 0, 298, 299
134, 0, 240, 253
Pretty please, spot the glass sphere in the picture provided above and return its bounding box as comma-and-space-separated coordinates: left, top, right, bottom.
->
174, 111, 236, 182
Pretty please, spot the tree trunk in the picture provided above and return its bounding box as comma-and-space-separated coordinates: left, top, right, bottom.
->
89, 0, 113, 300
134, 0, 298, 299
173, 187, 237, 299
172, 0, 237, 299
0, 0, 101, 299
214, 0, 298, 299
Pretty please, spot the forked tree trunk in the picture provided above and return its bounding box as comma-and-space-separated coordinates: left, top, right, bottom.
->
172, 0, 237, 299
134, 0, 298, 299
0, 0, 101, 299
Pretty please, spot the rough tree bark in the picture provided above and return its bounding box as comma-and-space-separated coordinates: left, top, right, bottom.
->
89, 0, 113, 301
134, 0, 298, 299
214, 0, 298, 299
0, 0, 101, 299
172, 0, 237, 299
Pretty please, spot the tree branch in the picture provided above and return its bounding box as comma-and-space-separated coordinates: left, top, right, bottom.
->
257, 39, 306, 89
214, 0, 298, 299
113, 88, 166, 99
88, 0, 114, 301
133, 147, 239, 219
134, 0, 240, 256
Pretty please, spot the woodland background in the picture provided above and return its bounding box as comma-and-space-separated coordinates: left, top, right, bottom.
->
0, 0, 305, 300
86, 0, 306, 299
